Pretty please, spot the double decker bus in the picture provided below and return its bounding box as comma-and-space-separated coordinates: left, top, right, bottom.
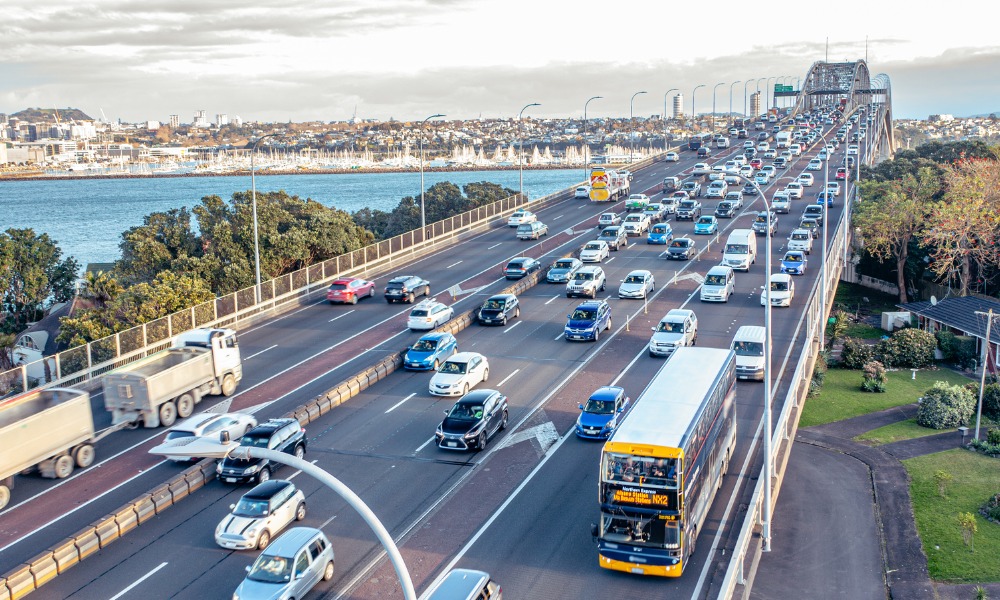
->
594, 347, 737, 577
686, 133, 712, 151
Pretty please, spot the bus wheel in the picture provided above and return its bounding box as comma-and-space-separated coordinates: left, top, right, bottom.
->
689, 527, 697, 558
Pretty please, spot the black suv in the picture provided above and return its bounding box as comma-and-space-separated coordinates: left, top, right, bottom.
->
478, 294, 520, 326
216, 418, 307, 484
384, 275, 430, 303
435, 389, 509, 451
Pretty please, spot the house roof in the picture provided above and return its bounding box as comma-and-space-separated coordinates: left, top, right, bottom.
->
898, 296, 1000, 345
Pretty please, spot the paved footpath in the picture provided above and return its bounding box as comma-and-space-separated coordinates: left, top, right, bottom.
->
753, 403, 1000, 600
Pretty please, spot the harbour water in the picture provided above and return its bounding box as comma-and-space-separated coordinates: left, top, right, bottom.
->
0, 169, 584, 266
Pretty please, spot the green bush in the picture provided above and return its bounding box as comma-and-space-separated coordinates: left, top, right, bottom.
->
876, 328, 937, 368
861, 360, 887, 392
984, 383, 1000, 422
979, 493, 1000, 523
971, 438, 1000, 457
987, 429, 1000, 446
955, 336, 978, 370
916, 381, 976, 429
935, 330, 958, 362
841, 337, 875, 370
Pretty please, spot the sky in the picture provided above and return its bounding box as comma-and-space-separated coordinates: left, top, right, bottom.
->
2, 0, 999, 124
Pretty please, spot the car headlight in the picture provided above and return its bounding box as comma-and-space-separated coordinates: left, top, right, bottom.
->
243, 465, 260, 475
216, 463, 223, 474
464, 423, 484, 439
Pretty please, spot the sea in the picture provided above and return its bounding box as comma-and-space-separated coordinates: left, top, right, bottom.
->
0, 169, 584, 267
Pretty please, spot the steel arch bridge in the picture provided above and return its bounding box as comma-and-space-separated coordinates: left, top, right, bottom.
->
781, 59, 895, 158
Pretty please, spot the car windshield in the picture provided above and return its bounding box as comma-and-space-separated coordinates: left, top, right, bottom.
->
439, 361, 467, 375
448, 403, 483, 420
240, 435, 271, 449
705, 274, 726, 285
792, 233, 809, 241
233, 498, 270, 518
755, 215, 767, 223
697, 217, 712, 224
483, 299, 503, 310
411, 339, 437, 352
585, 243, 602, 250
652, 225, 667, 233
771, 281, 790, 292
784, 254, 803, 263
624, 275, 645, 284
247, 555, 293, 584
670, 240, 688, 248
657, 321, 683, 333
734, 341, 765, 357
507, 262, 524, 270
554, 260, 574, 269
572, 309, 596, 320
585, 398, 616, 414
680, 201, 695, 208
726, 244, 748, 253
573, 272, 594, 281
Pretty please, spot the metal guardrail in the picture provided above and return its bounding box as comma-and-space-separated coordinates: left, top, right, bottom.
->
715, 186, 852, 599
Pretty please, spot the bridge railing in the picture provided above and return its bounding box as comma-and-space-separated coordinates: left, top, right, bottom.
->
715, 186, 852, 599
1, 189, 557, 396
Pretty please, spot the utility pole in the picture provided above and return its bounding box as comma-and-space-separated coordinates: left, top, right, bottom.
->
974, 309, 998, 441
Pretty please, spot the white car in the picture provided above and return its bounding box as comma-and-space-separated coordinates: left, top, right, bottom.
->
597, 212, 621, 227
407, 300, 454, 331
162, 412, 259, 462
788, 228, 815, 254
574, 186, 590, 199
797, 173, 815, 187
429, 352, 490, 396
826, 182, 841, 196
580, 240, 610, 263
622, 213, 651, 236
692, 162, 712, 175
507, 210, 537, 227
807, 158, 823, 171
847, 144, 859, 155
761, 273, 795, 307
665, 151, 679, 162
215, 480, 307, 550
784, 182, 804, 199
618, 270, 655, 299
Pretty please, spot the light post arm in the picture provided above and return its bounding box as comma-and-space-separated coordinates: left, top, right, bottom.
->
250, 132, 281, 304
629, 91, 647, 164
419, 113, 445, 232
663, 88, 678, 152
518, 102, 541, 201
711, 82, 725, 135
584, 96, 602, 182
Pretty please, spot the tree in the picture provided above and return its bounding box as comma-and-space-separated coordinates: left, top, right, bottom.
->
0, 228, 80, 334
80, 270, 123, 308
117, 208, 200, 286
958, 512, 978, 551
854, 168, 940, 302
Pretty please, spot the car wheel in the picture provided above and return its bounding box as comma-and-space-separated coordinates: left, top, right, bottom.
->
323, 560, 335, 582
222, 373, 238, 397
368, 287, 375, 298
514, 307, 520, 319
350, 294, 358, 305
482, 368, 489, 382
257, 530, 271, 550
295, 502, 307, 521
463, 383, 469, 396
593, 328, 600, 342
477, 431, 487, 451
293, 444, 305, 460
606, 317, 612, 331
256, 467, 270, 484
425, 285, 431, 297
408, 292, 415, 303
433, 359, 440, 371
600, 281, 606, 291
500, 410, 508, 431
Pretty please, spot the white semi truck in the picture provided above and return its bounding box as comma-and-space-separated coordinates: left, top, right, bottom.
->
588, 168, 630, 202
0, 388, 100, 509
102, 328, 243, 429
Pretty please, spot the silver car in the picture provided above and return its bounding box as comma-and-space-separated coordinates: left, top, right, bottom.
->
215, 480, 307, 550
234, 527, 335, 600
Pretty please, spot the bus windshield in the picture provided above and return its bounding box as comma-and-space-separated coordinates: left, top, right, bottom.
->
602, 452, 678, 489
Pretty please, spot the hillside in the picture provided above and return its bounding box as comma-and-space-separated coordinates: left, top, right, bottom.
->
10, 107, 93, 122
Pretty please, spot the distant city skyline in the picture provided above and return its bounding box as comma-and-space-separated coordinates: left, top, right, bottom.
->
2, 0, 998, 124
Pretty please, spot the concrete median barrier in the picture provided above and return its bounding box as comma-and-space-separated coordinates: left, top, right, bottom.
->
315, 393, 334, 415
4, 565, 34, 599
198, 458, 217, 483
26, 552, 57, 589
149, 482, 173, 514
166, 474, 190, 503
71, 526, 100, 560
184, 466, 206, 494
293, 406, 310, 426
128, 493, 157, 525
0, 578, 10, 600
50, 538, 80, 574
113, 506, 139, 536
94, 514, 120, 548
306, 402, 321, 422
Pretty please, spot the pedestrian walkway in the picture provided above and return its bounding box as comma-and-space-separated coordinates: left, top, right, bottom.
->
754, 401, 1000, 599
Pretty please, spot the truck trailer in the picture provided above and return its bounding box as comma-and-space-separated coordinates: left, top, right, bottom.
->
102, 328, 243, 429
589, 168, 630, 202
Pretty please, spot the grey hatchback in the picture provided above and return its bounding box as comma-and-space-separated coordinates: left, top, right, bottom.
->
234, 527, 334, 600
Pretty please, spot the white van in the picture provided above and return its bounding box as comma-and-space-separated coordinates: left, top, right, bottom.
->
701, 265, 735, 302
722, 229, 756, 272
731, 325, 766, 381
422, 569, 503, 600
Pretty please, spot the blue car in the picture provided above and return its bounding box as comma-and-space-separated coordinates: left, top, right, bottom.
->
403, 332, 458, 370
780, 250, 808, 276
694, 215, 719, 235
647, 222, 673, 244
575, 386, 630, 439
816, 192, 836, 206
564, 300, 612, 342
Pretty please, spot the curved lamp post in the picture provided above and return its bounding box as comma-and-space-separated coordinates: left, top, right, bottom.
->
728, 80, 742, 130
518, 102, 541, 201
419, 114, 446, 232
629, 90, 647, 164
691, 84, 706, 130
756, 78, 766, 118
250, 132, 281, 304
663, 88, 678, 152
743, 79, 754, 118
711, 82, 726, 135
766, 76, 777, 115
583, 96, 603, 182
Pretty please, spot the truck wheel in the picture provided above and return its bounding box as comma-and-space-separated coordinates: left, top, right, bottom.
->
221, 374, 237, 397
74, 444, 96, 469
159, 401, 178, 428
0, 485, 9, 511
54, 455, 75, 479
177, 394, 195, 418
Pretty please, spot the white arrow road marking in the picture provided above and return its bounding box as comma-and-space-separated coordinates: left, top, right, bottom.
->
501, 421, 559, 453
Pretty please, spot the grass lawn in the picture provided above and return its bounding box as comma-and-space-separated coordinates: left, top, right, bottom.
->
832, 281, 899, 315
842, 322, 884, 339
800, 367, 973, 428
854, 418, 944, 446
904, 449, 1000, 583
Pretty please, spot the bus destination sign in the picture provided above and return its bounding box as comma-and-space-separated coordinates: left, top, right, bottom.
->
610, 485, 676, 508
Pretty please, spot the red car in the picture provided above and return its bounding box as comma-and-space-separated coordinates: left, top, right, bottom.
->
749, 158, 763, 169
326, 277, 376, 304
836, 167, 847, 180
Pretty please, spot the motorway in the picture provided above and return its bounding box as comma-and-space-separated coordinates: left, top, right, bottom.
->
1, 113, 871, 599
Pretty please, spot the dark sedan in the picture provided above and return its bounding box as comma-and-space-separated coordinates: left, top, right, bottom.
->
504, 257, 541, 280
666, 237, 696, 260
435, 389, 509, 451
478, 294, 520, 326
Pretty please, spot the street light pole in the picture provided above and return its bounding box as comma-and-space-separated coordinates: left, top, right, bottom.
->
663, 88, 678, 152
250, 132, 280, 304
691, 84, 705, 130
974, 310, 998, 441
419, 114, 445, 233
756, 78, 766, 119
766, 76, 777, 114
729, 80, 742, 131
711, 82, 725, 135
629, 90, 647, 164
518, 102, 541, 202
744, 79, 753, 118
584, 96, 602, 182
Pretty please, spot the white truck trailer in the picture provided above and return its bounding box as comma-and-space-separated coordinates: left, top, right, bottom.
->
102, 328, 243, 429
589, 168, 630, 202
0, 388, 98, 509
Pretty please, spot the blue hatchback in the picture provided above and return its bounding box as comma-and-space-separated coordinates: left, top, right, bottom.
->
694, 215, 719, 235
564, 300, 612, 342
780, 251, 808, 276
575, 386, 630, 439
647, 222, 673, 244
403, 332, 458, 370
